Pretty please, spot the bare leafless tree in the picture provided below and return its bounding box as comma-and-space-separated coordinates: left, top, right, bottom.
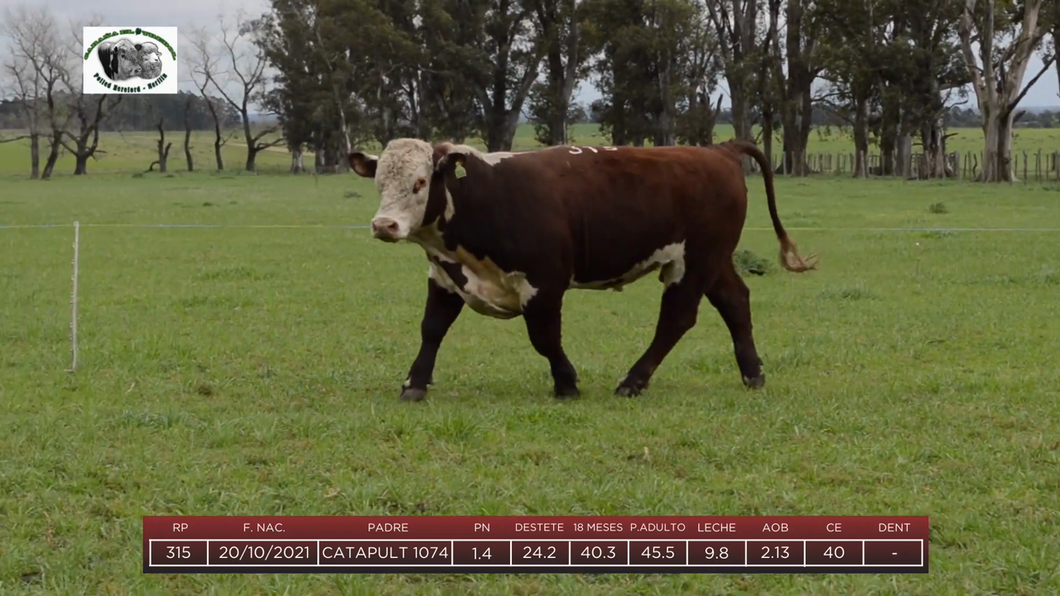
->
1, 6, 70, 179
191, 12, 284, 172
185, 24, 235, 171
59, 16, 123, 176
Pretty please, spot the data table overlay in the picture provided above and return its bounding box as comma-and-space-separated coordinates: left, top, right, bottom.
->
143, 516, 928, 574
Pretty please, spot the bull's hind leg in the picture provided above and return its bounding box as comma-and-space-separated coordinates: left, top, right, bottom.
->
522, 291, 580, 398
615, 271, 706, 397
705, 262, 765, 388
400, 278, 465, 402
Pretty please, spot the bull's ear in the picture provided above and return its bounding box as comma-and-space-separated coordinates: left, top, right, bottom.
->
435, 151, 467, 176
348, 152, 378, 178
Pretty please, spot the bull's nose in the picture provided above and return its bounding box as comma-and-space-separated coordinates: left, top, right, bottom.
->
371, 218, 400, 240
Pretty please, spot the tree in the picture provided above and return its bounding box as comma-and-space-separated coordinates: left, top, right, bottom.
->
761, 0, 824, 176
195, 12, 285, 172
147, 113, 172, 172
705, 0, 761, 143
584, 0, 709, 147
0, 6, 69, 179
526, 0, 586, 146
471, 0, 547, 151
418, 0, 488, 142
673, 1, 722, 147
815, 0, 885, 177
187, 26, 235, 171
62, 18, 123, 176
958, 0, 1055, 182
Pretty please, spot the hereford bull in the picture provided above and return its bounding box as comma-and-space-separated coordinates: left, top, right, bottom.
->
348, 140, 816, 401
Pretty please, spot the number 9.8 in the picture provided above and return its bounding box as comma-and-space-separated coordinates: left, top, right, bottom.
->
704, 546, 729, 559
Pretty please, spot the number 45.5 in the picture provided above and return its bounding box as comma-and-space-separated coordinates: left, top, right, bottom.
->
642, 545, 675, 559
167, 545, 191, 559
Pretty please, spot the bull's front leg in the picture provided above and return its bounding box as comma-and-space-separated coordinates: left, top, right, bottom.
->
399, 277, 465, 402
522, 290, 580, 398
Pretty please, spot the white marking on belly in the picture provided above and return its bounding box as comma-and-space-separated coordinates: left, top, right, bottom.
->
570, 241, 687, 291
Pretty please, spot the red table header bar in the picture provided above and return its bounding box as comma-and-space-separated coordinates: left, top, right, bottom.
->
144, 516, 928, 540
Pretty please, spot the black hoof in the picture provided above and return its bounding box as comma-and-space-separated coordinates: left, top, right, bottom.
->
742, 374, 766, 389
554, 385, 581, 399
614, 383, 646, 397
615, 375, 649, 397
399, 387, 428, 402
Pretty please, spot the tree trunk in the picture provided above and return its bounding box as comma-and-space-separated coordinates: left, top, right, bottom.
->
980, 108, 1015, 182
41, 132, 61, 180
290, 147, 305, 173
184, 101, 194, 172
761, 110, 774, 172
730, 86, 751, 141
485, 109, 522, 152
74, 153, 89, 175
852, 95, 868, 178
156, 119, 169, 173
184, 131, 194, 172
29, 133, 41, 179
205, 97, 224, 171
921, 119, 949, 179
214, 133, 224, 171
896, 133, 912, 178
242, 115, 256, 172
313, 135, 325, 173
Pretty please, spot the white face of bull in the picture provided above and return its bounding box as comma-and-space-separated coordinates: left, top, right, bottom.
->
348, 138, 436, 242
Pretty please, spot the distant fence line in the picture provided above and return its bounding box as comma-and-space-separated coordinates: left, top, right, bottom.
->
757, 149, 1060, 182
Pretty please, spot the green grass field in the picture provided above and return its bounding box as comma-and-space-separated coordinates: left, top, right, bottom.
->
4, 122, 1060, 179
3, 125, 1060, 594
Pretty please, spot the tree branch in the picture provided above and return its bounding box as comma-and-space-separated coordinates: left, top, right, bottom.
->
1008, 53, 1056, 111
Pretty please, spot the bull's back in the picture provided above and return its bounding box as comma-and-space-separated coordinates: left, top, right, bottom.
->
500, 146, 747, 284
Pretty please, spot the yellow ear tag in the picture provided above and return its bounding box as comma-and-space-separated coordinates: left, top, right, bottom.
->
454, 163, 467, 179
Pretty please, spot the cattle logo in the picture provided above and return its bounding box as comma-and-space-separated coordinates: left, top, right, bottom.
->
82, 27, 178, 94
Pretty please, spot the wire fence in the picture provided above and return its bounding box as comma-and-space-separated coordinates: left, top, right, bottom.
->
759, 150, 1060, 182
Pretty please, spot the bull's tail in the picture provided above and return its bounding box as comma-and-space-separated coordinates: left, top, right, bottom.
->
725, 141, 818, 273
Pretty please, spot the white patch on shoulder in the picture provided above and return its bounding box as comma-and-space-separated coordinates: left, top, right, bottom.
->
416, 225, 537, 319
570, 241, 687, 291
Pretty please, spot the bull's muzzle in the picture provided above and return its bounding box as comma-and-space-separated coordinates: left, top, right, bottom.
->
370, 217, 401, 242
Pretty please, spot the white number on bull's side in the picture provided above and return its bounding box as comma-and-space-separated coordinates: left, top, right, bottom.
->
568, 146, 618, 154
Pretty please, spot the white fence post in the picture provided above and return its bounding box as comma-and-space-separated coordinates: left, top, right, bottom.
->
67, 221, 80, 373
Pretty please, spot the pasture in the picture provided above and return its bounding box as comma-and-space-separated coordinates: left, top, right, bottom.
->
6, 122, 1060, 178
3, 126, 1060, 595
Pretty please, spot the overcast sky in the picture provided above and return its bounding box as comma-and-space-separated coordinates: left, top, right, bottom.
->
4, 0, 1059, 112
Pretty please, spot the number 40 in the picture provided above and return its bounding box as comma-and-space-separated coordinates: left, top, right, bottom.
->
823, 546, 845, 559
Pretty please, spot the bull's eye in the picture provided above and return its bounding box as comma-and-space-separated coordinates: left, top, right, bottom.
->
413, 178, 427, 193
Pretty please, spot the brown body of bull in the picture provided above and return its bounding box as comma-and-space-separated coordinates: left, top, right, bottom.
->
349, 140, 816, 401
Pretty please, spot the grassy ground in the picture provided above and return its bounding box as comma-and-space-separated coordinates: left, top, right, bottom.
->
3, 130, 1060, 594
4, 123, 1060, 179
